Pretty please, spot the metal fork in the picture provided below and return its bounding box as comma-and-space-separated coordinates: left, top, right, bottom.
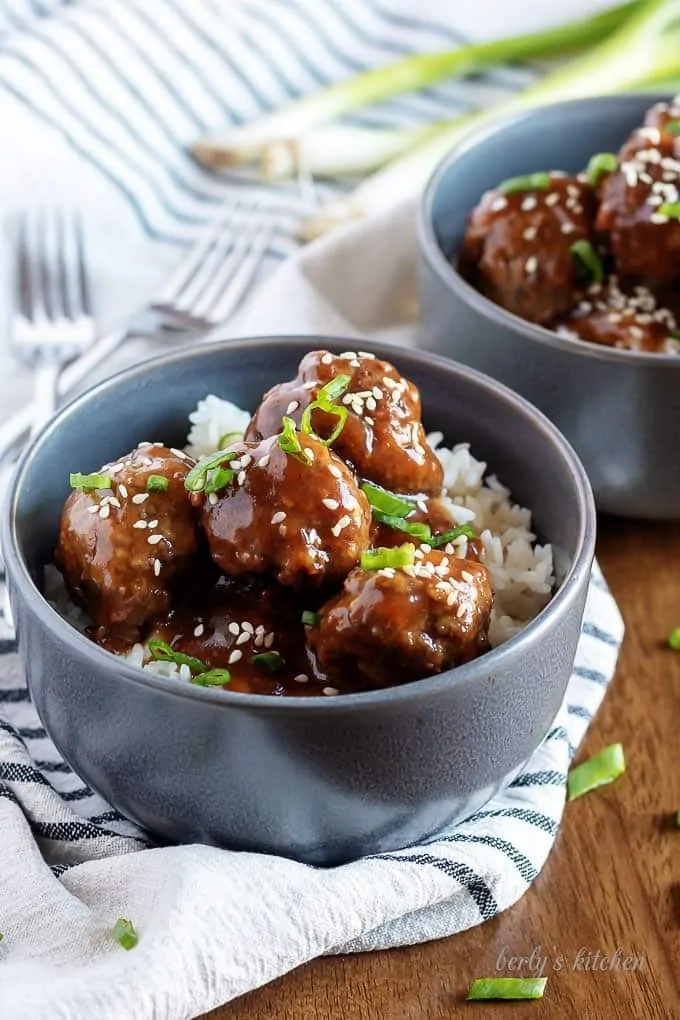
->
12, 208, 95, 438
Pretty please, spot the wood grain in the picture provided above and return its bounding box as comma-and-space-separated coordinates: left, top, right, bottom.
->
205, 517, 680, 1019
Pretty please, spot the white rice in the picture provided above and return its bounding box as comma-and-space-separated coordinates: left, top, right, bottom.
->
47, 395, 554, 676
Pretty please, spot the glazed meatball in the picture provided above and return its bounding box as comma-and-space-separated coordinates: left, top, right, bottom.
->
554, 277, 678, 353
308, 549, 493, 688
56, 444, 199, 641
459, 173, 597, 325
596, 131, 680, 282
199, 433, 371, 588
245, 349, 443, 496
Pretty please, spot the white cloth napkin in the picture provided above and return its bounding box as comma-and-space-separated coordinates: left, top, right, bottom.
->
0, 2, 626, 1017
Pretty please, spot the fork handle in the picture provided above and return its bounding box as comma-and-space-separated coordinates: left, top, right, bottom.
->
29, 361, 61, 438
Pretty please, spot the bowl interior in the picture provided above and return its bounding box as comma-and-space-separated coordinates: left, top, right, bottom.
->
9, 338, 592, 667
430, 94, 666, 271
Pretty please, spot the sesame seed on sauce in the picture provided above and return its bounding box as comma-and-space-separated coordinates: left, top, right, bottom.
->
228, 622, 239, 636
364, 416, 374, 427
322, 498, 339, 510
228, 649, 243, 664
461, 570, 474, 583
525, 256, 538, 275
331, 515, 351, 537
560, 222, 576, 234
271, 511, 287, 524
208, 493, 219, 506
242, 621, 254, 633
650, 213, 669, 224
153, 558, 162, 577
523, 226, 537, 241
321, 353, 333, 365
132, 493, 149, 505
286, 400, 299, 415
147, 533, 163, 545
118, 484, 128, 499
193, 623, 204, 637
328, 465, 342, 479
456, 604, 467, 619
99, 505, 110, 519
264, 632, 275, 648
322, 686, 339, 696
372, 386, 383, 399
521, 196, 538, 212
304, 448, 315, 461
237, 471, 247, 486
258, 454, 271, 468
235, 632, 250, 646
133, 520, 148, 530
294, 674, 309, 683
87, 505, 99, 515
147, 519, 159, 529
490, 197, 508, 213
170, 448, 189, 460
545, 192, 560, 207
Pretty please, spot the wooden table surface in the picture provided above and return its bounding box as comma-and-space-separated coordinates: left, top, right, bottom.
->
207, 517, 680, 1020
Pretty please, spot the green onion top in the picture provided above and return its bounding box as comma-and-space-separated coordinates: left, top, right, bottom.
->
316, 373, 352, 404
361, 480, 414, 519
567, 742, 626, 801
148, 639, 207, 676
570, 240, 604, 286
112, 918, 138, 951
361, 544, 416, 571
190, 669, 231, 687
185, 449, 237, 493
205, 466, 236, 495
278, 416, 312, 465
498, 171, 550, 195
302, 610, 321, 627
300, 373, 351, 447
69, 472, 112, 491
665, 119, 680, 136
372, 509, 432, 541
146, 475, 169, 493
429, 524, 476, 548
658, 202, 680, 219
667, 627, 680, 650
466, 977, 547, 1001
251, 651, 285, 674
586, 151, 618, 185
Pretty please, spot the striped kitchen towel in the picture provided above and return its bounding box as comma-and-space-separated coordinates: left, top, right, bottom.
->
0, 2, 625, 1018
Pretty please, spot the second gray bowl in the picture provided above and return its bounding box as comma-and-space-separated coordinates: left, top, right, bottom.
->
418, 93, 680, 520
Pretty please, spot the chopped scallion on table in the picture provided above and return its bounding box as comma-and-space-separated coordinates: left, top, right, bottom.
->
498, 172, 551, 195
112, 918, 138, 951
148, 639, 207, 676
251, 652, 285, 674
69, 472, 112, 491
586, 151, 618, 184
570, 240, 604, 285
302, 611, 321, 627
668, 627, 680, 649
361, 544, 416, 571
567, 743, 626, 801
146, 475, 169, 493
466, 977, 547, 1000
190, 669, 231, 687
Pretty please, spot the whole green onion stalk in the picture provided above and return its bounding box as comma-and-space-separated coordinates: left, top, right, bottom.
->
192, 1, 639, 176
301, 0, 680, 239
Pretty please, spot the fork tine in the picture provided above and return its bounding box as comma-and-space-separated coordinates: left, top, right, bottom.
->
22, 209, 47, 323
189, 220, 264, 322
70, 210, 90, 319
153, 210, 231, 308
16, 211, 33, 321
206, 222, 272, 324
172, 212, 239, 314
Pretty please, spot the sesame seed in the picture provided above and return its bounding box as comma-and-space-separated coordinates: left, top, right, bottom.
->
147, 534, 163, 545
236, 632, 250, 646
322, 686, 339, 696
271, 511, 287, 524
444, 543, 454, 555
258, 454, 271, 469
118, 484, 128, 499
545, 192, 560, 207
321, 353, 333, 365
264, 632, 275, 648
446, 592, 456, 606
525, 256, 538, 275
294, 674, 309, 683
254, 634, 264, 647
87, 505, 99, 515
132, 493, 149, 505
650, 213, 669, 224
560, 222, 576, 234
193, 624, 204, 637
328, 465, 342, 479
350, 359, 360, 368
237, 471, 246, 486
331, 515, 351, 537
358, 351, 375, 359
343, 494, 358, 510
366, 396, 377, 412
132, 520, 148, 530
304, 448, 315, 461
179, 664, 191, 683
372, 387, 383, 399
242, 622, 254, 634
153, 558, 162, 577
171, 448, 189, 460
99, 505, 110, 519
230, 460, 243, 471
521, 196, 538, 212
228, 650, 243, 664
208, 493, 219, 506
147, 519, 159, 529
228, 622, 239, 636
490, 196, 507, 212
523, 226, 537, 241
461, 570, 474, 583
322, 498, 339, 510
286, 401, 299, 415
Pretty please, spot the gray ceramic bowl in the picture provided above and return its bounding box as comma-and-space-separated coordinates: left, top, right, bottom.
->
2, 337, 595, 865
418, 93, 680, 520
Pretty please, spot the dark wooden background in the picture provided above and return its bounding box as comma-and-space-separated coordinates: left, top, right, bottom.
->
206, 517, 680, 1019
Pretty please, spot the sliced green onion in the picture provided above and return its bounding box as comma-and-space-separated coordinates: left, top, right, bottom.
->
300, 373, 351, 446
0, 933, 3, 942
586, 151, 618, 184
665, 119, 680, 135
204, 466, 236, 494
185, 449, 238, 493
148, 639, 207, 676
217, 430, 243, 449
467, 977, 547, 1001
372, 509, 432, 541
302, 610, 321, 627
658, 202, 680, 218
498, 171, 551, 195
668, 627, 680, 649
361, 480, 414, 518
361, 543, 416, 571
567, 742, 626, 801
146, 475, 168, 493
570, 240, 604, 285
190, 669, 231, 687
317, 373, 351, 403
429, 524, 477, 548
278, 416, 312, 465
251, 651, 285, 674
69, 472, 112, 491
112, 918, 138, 951
675, 810, 680, 827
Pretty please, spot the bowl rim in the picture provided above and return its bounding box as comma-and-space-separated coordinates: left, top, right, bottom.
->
3, 335, 596, 712
418, 91, 680, 369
